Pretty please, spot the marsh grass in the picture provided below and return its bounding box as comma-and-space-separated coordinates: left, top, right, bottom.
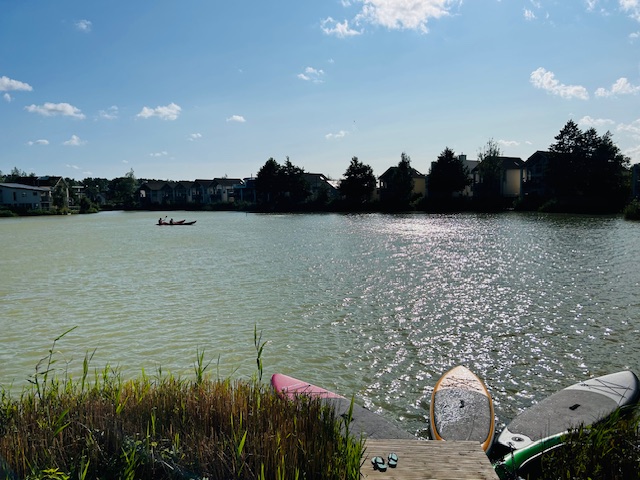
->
532, 407, 640, 480
0, 331, 364, 480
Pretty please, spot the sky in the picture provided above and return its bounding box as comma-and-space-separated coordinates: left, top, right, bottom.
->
2, 0, 640, 182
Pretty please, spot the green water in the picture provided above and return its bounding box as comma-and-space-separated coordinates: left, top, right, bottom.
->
1, 210, 639, 437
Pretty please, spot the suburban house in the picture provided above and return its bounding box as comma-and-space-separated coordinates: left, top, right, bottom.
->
302, 173, 339, 201
471, 156, 526, 199
458, 154, 480, 197
523, 151, 551, 199
0, 183, 51, 210
378, 166, 427, 201
139, 178, 249, 206
0, 176, 70, 210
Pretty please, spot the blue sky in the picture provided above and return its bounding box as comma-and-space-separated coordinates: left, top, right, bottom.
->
2, 1, 640, 182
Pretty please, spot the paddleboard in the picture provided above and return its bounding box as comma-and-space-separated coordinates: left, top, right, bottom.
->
429, 365, 495, 452
495, 370, 640, 454
271, 373, 415, 440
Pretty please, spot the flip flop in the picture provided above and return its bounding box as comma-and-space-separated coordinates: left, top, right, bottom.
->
388, 452, 398, 468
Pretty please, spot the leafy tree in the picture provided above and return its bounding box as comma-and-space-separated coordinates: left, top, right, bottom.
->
474, 139, 503, 199
108, 169, 138, 209
256, 158, 283, 204
428, 147, 470, 198
339, 156, 376, 205
81, 177, 110, 203
548, 120, 630, 211
381, 152, 415, 210
255, 157, 309, 208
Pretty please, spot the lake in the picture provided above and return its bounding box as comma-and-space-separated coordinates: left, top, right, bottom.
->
1, 210, 639, 437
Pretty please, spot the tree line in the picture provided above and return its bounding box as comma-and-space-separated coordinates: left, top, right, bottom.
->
1, 120, 637, 215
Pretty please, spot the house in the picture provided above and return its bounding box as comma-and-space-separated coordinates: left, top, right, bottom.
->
12, 176, 70, 209
139, 181, 176, 205
523, 151, 551, 199
302, 173, 339, 201
458, 154, 479, 197
212, 178, 244, 203
0, 183, 51, 210
472, 156, 525, 199
378, 166, 427, 201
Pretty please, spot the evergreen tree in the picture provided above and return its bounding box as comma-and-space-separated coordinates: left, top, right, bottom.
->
339, 156, 376, 205
428, 147, 470, 198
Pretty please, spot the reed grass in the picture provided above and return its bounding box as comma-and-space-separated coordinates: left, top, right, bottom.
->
0, 330, 364, 480
525, 407, 640, 480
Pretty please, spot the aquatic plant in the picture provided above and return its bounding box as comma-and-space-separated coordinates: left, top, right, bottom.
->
0, 331, 364, 480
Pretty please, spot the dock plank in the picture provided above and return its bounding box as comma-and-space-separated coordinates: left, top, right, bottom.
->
362, 439, 498, 480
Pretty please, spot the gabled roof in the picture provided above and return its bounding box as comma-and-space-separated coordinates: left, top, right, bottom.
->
526, 151, 550, 165
214, 178, 244, 187
14, 176, 65, 188
379, 166, 426, 180
0, 182, 49, 192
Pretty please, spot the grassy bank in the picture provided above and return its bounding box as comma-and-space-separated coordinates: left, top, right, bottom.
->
0, 331, 363, 480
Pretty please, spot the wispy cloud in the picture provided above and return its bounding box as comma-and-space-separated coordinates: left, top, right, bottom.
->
325, 130, 349, 140
63, 134, 86, 146
226, 115, 246, 123
66, 164, 81, 170
188, 133, 202, 141
620, 0, 640, 22
524, 9, 536, 20
617, 118, 640, 137
595, 77, 640, 97
75, 19, 92, 32
99, 106, 119, 120
3, 93, 11, 102
27, 139, 49, 146
498, 139, 519, 147
150, 151, 169, 157
530, 67, 589, 99
578, 115, 616, 128
297, 67, 325, 83
25, 102, 86, 118
137, 103, 181, 120
321, 17, 362, 37
0, 75, 33, 92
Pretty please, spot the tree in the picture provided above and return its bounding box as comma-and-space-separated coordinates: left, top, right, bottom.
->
381, 152, 415, 210
474, 139, 503, 200
255, 157, 283, 204
339, 157, 376, 205
548, 120, 630, 211
108, 169, 138, 209
428, 147, 470, 198
281, 157, 310, 204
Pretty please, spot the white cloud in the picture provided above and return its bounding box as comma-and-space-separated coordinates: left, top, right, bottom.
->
25, 102, 86, 118
524, 9, 536, 20
189, 133, 202, 141
595, 77, 640, 97
63, 135, 86, 146
66, 164, 81, 170
27, 139, 49, 146
75, 19, 92, 32
226, 115, 246, 123
321, 17, 362, 37
150, 151, 169, 157
578, 115, 615, 127
620, 0, 640, 21
630, 31, 640, 40
498, 139, 519, 147
3, 93, 10, 102
297, 67, 325, 83
0, 76, 33, 92
530, 67, 589, 99
99, 106, 119, 120
325, 130, 349, 140
617, 118, 640, 137
354, 0, 459, 33
137, 103, 181, 120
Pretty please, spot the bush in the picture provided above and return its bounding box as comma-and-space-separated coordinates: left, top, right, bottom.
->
624, 199, 640, 220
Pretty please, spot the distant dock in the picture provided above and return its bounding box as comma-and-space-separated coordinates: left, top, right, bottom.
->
362, 439, 498, 479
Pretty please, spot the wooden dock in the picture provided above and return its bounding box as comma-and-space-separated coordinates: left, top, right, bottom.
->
361, 439, 499, 479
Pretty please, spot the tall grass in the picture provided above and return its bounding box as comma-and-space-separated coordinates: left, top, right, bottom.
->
535, 407, 640, 479
0, 331, 364, 480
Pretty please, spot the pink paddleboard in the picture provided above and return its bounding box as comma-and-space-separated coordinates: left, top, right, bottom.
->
271, 373, 344, 400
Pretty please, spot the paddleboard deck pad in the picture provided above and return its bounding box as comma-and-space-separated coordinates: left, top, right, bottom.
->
271, 373, 415, 440
430, 365, 495, 452
496, 370, 640, 452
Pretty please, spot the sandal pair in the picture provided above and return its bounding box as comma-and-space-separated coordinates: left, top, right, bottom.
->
371, 453, 398, 471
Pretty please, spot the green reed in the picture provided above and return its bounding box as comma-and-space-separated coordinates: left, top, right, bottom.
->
0, 333, 364, 480
532, 406, 640, 480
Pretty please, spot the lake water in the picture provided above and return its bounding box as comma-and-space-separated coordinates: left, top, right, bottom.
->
1, 211, 639, 437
